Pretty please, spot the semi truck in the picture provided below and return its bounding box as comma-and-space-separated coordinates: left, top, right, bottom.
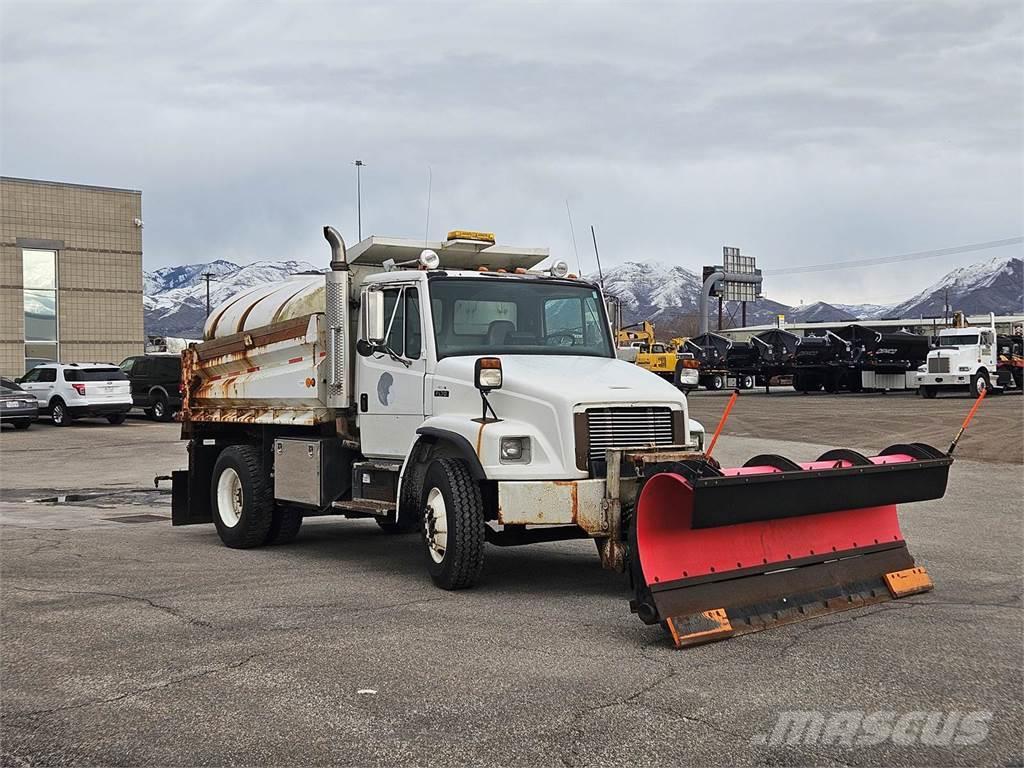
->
918, 315, 1024, 398
170, 226, 952, 647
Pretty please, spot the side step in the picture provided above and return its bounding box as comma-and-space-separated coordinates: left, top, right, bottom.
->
331, 499, 394, 517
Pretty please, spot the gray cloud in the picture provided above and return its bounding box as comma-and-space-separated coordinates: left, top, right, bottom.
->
1, 0, 1021, 305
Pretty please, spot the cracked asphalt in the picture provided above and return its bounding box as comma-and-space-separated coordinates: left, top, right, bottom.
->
1, 403, 1021, 767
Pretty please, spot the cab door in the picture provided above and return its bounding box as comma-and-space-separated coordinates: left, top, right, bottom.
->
357, 284, 427, 458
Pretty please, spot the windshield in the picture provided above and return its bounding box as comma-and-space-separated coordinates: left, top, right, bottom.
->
429, 278, 614, 359
938, 334, 979, 346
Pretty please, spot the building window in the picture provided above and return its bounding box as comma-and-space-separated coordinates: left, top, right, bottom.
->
23, 249, 58, 371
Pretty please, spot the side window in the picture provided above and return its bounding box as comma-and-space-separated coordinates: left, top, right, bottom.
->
21, 368, 40, 383
135, 359, 153, 377
405, 289, 422, 360
383, 288, 405, 356
119, 358, 136, 374
40, 368, 57, 383
161, 358, 181, 378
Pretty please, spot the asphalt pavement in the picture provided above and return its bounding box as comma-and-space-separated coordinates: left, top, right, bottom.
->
1, 407, 1021, 767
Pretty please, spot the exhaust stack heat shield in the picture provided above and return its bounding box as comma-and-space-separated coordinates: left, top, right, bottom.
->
631, 443, 951, 647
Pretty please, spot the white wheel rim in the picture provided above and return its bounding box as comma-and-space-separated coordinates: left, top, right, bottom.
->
977, 378, 986, 391
424, 487, 448, 564
154, 401, 164, 416
52, 405, 62, 423
217, 467, 243, 528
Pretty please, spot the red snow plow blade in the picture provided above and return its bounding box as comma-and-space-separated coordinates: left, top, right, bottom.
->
630, 442, 951, 647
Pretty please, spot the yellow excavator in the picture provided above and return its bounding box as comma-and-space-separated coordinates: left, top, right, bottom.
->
616, 321, 683, 380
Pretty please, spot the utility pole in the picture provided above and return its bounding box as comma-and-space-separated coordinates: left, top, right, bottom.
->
202, 273, 214, 318
354, 160, 365, 240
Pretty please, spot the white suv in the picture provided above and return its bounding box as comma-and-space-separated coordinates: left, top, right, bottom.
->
17, 363, 133, 426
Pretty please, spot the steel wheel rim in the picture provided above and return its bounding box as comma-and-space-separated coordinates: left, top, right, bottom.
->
424, 487, 448, 564
977, 377, 987, 392
217, 468, 243, 528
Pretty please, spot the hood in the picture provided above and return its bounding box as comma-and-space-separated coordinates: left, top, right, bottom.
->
435, 354, 685, 407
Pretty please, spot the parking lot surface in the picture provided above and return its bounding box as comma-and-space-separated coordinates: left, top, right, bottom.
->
1, 402, 1022, 767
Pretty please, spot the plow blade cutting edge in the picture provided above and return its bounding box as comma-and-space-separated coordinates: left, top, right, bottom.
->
630, 442, 952, 648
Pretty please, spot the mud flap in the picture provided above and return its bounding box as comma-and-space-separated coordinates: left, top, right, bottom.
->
630, 443, 949, 647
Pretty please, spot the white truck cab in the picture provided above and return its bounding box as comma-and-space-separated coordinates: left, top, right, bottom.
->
172, 228, 704, 589
918, 316, 1002, 398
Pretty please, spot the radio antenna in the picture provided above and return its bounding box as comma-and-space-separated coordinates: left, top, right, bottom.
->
424, 166, 433, 244
565, 199, 582, 274
590, 224, 605, 287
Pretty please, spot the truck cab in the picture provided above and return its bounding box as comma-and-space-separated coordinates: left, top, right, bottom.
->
174, 229, 705, 589
918, 321, 1000, 398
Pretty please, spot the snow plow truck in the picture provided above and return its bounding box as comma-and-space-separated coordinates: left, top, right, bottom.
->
170, 227, 953, 647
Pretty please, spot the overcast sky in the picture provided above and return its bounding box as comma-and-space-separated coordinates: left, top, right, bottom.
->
2, 1, 1022, 305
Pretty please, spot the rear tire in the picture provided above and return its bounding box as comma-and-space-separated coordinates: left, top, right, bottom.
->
211, 445, 274, 549
708, 374, 724, 391
266, 506, 303, 544
106, 413, 127, 425
738, 374, 754, 390
50, 398, 73, 427
970, 370, 989, 397
920, 385, 938, 399
152, 393, 174, 422
420, 458, 485, 590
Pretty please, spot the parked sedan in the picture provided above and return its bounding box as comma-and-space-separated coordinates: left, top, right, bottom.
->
0, 377, 38, 430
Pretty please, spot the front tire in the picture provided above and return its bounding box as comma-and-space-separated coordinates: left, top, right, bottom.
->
420, 458, 485, 590
50, 398, 73, 427
211, 445, 274, 549
13, 420, 31, 430
970, 370, 989, 397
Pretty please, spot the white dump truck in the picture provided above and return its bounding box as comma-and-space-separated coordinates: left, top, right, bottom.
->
918, 315, 1024, 398
171, 226, 951, 647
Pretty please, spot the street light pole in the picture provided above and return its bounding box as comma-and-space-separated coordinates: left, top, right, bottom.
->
354, 160, 364, 240
202, 272, 214, 318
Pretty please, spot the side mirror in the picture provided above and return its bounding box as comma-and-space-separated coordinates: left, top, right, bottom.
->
363, 290, 386, 344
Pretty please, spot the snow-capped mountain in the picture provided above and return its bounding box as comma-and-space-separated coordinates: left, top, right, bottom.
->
144, 254, 1022, 338
595, 255, 1022, 328
144, 259, 321, 338
886, 255, 1023, 319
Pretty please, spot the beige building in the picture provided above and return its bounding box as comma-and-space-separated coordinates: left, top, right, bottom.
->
0, 177, 144, 378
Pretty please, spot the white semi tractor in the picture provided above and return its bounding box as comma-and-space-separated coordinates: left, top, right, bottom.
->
170, 226, 951, 646
918, 315, 1024, 398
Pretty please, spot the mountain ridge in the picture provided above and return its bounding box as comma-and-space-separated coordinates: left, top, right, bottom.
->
143, 255, 1023, 338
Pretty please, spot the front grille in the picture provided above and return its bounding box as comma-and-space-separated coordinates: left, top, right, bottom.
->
928, 357, 950, 374
585, 407, 675, 464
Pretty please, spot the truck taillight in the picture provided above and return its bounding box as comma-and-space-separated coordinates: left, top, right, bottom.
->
71, 383, 86, 396
681, 359, 701, 369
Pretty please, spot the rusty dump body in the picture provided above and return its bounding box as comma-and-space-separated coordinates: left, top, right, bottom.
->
624, 442, 952, 647
181, 313, 332, 427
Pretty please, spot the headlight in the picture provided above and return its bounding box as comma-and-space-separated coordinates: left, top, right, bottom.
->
499, 437, 531, 463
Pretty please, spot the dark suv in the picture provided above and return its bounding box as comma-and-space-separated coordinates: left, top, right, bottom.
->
119, 354, 183, 421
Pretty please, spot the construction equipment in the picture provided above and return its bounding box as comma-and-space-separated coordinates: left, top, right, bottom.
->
628, 392, 959, 647
169, 225, 953, 649
616, 321, 680, 379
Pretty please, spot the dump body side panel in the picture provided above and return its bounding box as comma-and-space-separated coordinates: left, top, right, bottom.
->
182, 314, 331, 426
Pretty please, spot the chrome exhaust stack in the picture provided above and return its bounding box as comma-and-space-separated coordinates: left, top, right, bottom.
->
323, 226, 351, 409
